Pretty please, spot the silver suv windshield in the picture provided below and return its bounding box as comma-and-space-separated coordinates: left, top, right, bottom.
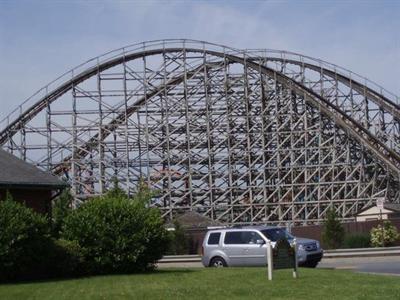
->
260, 228, 294, 242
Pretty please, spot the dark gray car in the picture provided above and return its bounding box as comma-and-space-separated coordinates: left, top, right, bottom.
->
201, 226, 323, 268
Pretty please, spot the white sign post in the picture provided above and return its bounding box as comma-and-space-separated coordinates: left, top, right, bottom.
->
267, 240, 273, 281
293, 238, 298, 279
376, 197, 385, 247
376, 197, 385, 210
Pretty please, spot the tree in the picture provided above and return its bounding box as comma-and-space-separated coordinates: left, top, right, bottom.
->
322, 208, 345, 249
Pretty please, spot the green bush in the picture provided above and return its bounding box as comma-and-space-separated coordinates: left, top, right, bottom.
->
46, 239, 84, 278
0, 196, 50, 281
322, 208, 345, 249
61, 185, 169, 275
370, 220, 400, 247
52, 189, 73, 238
343, 233, 371, 249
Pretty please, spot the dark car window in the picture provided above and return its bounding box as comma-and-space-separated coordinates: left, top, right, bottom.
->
260, 228, 293, 242
224, 232, 243, 244
224, 231, 263, 244
208, 232, 221, 245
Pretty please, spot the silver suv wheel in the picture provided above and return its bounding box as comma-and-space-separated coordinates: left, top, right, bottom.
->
210, 257, 227, 268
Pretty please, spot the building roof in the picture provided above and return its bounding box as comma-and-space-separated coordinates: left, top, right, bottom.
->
177, 211, 222, 228
0, 149, 67, 189
383, 203, 400, 213
167, 211, 223, 229
356, 202, 400, 215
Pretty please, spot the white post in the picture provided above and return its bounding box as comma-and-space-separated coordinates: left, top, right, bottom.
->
293, 238, 298, 279
267, 240, 273, 280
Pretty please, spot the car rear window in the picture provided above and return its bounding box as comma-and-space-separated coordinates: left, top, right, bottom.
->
208, 232, 221, 245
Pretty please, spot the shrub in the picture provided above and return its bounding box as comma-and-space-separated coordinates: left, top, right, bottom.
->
52, 189, 73, 238
343, 233, 371, 249
61, 186, 169, 275
46, 239, 85, 278
0, 196, 50, 281
322, 208, 345, 249
370, 220, 400, 247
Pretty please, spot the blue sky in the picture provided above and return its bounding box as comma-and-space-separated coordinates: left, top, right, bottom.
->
0, 0, 399, 121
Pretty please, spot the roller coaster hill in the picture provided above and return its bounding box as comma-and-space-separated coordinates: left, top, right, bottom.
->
1, 39, 399, 225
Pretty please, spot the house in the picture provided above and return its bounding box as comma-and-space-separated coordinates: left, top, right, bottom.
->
0, 149, 67, 215
355, 203, 400, 222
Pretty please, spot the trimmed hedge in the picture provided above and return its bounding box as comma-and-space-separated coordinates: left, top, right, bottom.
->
61, 188, 169, 275
343, 233, 371, 249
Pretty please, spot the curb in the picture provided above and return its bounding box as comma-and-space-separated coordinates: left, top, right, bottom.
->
323, 246, 400, 258
323, 250, 400, 259
325, 246, 400, 254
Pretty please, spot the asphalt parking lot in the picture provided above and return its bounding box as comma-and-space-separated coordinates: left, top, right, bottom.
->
158, 256, 400, 276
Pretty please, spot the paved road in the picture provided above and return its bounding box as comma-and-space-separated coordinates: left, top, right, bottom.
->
318, 256, 400, 276
158, 256, 400, 276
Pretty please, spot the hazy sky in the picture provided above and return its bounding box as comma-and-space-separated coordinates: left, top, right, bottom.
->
0, 0, 399, 122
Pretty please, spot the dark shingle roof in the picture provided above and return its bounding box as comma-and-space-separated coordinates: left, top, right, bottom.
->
384, 203, 400, 213
0, 149, 67, 189
167, 211, 222, 228
357, 202, 400, 214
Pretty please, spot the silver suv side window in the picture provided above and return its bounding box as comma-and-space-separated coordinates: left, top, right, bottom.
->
224, 231, 262, 244
207, 232, 221, 245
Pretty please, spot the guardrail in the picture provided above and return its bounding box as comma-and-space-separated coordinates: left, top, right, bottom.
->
323, 246, 400, 258
158, 247, 400, 264
160, 255, 201, 263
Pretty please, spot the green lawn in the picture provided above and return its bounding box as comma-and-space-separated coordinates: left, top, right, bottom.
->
0, 268, 399, 300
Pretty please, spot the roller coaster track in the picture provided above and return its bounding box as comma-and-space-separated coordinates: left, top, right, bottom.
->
1, 40, 399, 224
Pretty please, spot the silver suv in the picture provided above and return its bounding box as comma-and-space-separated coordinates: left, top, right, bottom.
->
201, 226, 323, 268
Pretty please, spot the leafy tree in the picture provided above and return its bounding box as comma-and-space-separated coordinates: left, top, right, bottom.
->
322, 208, 345, 249
61, 185, 169, 274
107, 177, 127, 198
135, 178, 158, 205
370, 220, 400, 247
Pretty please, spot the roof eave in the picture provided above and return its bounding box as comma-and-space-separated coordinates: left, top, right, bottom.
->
0, 182, 68, 190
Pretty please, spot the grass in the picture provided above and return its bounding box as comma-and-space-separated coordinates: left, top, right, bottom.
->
0, 268, 399, 300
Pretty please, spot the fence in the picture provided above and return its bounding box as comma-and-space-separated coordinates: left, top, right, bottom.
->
183, 218, 400, 254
